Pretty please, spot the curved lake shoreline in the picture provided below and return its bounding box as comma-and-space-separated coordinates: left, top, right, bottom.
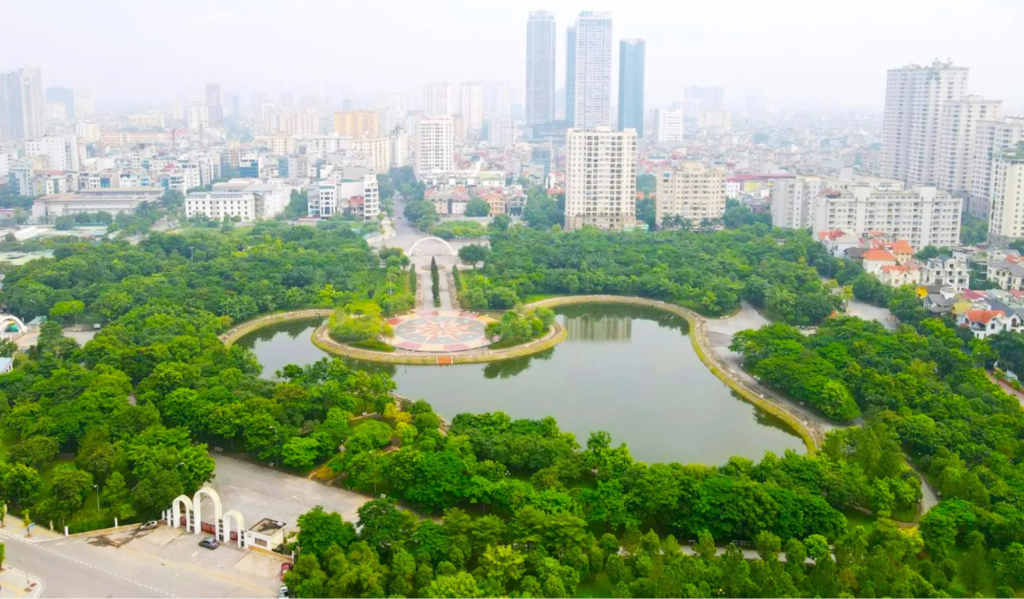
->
235, 303, 806, 465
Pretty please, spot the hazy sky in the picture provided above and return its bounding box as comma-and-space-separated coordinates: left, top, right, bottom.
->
4, 0, 1023, 112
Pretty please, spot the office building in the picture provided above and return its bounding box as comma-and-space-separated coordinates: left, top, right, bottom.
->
969, 117, 1024, 218
617, 39, 645, 136
568, 12, 613, 129
31, 187, 162, 221
333, 110, 379, 137
25, 134, 80, 171
655, 162, 726, 227
654, 108, 683, 145
564, 126, 637, 231
526, 11, 556, 125
416, 116, 454, 173
811, 178, 962, 249
771, 175, 828, 229
0, 66, 45, 141
423, 82, 454, 116
45, 87, 74, 118
565, 25, 576, 124
988, 143, 1024, 246
458, 82, 484, 132
205, 83, 224, 127
937, 95, 1001, 197
186, 191, 256, 221
881, 60, 969, 186
684, 86, 724, 112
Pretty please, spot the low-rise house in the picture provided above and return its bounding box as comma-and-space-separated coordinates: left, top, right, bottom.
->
817, 230, 860, 257
958, 309, 1024, 339
987, 255, 1024, 291
921, 256, 971, 291
879, 264, 921, 287
862, 249, 898, 277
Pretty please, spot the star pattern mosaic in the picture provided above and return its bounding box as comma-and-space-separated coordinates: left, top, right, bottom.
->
386, 310, 495, 352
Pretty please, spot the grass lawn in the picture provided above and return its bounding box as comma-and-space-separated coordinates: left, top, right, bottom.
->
523, 294, 563, 304
842, 507, 876, 532
576, 573, 615, 598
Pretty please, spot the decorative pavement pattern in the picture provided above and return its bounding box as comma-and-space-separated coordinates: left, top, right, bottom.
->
387, 310, 495, 352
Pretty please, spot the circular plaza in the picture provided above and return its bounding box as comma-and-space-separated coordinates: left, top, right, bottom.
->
386, 310, 495, 352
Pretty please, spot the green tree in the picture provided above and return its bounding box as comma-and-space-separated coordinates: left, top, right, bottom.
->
49, 300, 85, 326
282, 436, 322, 470
296, 506, 357, 557
101, 471, 136, 522
48, 464, 93, 523
457, 244, 490, 265
464, 198, 491, 217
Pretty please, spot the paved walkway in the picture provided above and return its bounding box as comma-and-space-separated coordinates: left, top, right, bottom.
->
0, 567, 42, 599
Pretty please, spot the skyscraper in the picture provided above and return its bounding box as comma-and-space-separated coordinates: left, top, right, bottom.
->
936, 95, 1001, 196
617, 39, 645, 136
458, 82, 484, 132
0, 66, 44, 141
526, 11, 556, 125
45, 87, 75, 119
568, 12, 613, 129
881, 60, 969, 186
205, 83, 223, 127
564, 126, 637, 231
565, 26, 576, 124
423, 82, 454, 116
416, 116, 455, 173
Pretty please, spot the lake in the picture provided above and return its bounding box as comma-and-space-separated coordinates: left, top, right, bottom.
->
235, 304, 805, 464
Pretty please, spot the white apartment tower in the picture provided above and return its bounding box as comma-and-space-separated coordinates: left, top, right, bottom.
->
389, 129, 409, 168
937, 95, 1002, 196
569, 12, 613, 129
655, 163, 726, 227
988, 144, 1024, 246
25, 134, 81, 171
458, 82, 484, 132
653, 108, 684, 146
486, 117, 517, 149
0, 66, 45, 141
881, 60, 969, 186
526, 11, 556, 125
416, 116, 454, 173
564, 126, 637, 231
423, 83, 454, 117
771, 176, 828, 229
969, 117, 1024, 219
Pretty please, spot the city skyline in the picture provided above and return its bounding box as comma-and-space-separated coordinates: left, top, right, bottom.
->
4, 0, 1024, 112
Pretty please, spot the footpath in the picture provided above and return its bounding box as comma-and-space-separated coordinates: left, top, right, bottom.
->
0, 516, 55, 599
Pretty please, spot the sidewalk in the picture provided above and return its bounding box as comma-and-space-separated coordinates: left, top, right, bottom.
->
0, 567, 43, 599
0, 517, 62, 542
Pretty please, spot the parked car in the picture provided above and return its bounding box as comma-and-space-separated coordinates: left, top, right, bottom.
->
199, 537, 219, 549
280, 563, 293, 580
139, 521, 159, 531
279, 585, 289, 598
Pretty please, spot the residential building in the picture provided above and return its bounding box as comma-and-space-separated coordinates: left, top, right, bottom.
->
25, 134, 80, 171
308, 173, 379, 220
186, 191, 256, 221
817, 230, 862, 257
655, 162, 726, 227
684, 86, 724, 112
920, 255, 971, 291
334, 110, 379, 137
526, 11, 556, 125
45, 87, 74, 118
862, 248, 898, 276
45, 103, 66, 120
569, 12, 612, 129
486, 117, 517, 149
416, 116, 454, 173
617, 39, 645, 136
879, 264, 921, 287
988, 143, 1024, 246
128, 113, 166, 129
881, 60, 969, 186
423, 82, 454, 117
958, 309, 1021, 339
0, 66, 45, 141
937, 95, 1001, 197
697, 111, 731, 131
565, 25, 576, 124
653, 108, 683, 146
389, 129, 409, 168
75, 121, 100, 143
771, 175, 828, 229
254, 134, 296, 156
188, 103, 209, 131
74, 93, 95, 119
969, 117, 1024, 218
987, 255, 1024, 291
30, 187, 162, 221
564, 126, 637, 231
458, 83, 484, 132
205, 83, 223, 127
811, 178, 962, 249
349, 136, 391, 174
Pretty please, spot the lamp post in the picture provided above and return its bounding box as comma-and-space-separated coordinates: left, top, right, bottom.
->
94, 484, 101, 511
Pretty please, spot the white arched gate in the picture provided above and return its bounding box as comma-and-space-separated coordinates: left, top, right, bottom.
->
408, 236, 456, 256
167, 487, 246, 548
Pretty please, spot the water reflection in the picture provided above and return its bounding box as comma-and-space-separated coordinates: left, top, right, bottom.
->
483, 348, 555, 379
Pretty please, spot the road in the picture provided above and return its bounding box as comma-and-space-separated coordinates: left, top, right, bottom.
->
0, 524, 277, 598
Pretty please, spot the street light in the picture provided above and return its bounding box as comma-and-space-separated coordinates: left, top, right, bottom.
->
94, 484, 101, 511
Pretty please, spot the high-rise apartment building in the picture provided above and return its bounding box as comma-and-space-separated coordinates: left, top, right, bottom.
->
25, 134, 80, 172
988, 143, 1024, 246
568, 12, 613, 129
936, 95, 1001, 197
969, 117, 1024, 218
881, 60, 969, 186
416, 116, 454, 173
771, 175, 828, 229
684, 86, 724, 112
205, 83, 224, 127
0, 66, 44, 141
653, 108, 683, 146
389, 129, 409, 168
423, 82, 454, 117
617, 39, 645, 136
74, 92, 95, 119
526, 11, 556, 125
458, 82, 484, 132
655, 163, 726, 227
564, 126, 637, 231
486, 116, 517, 149
565, 26, 576, 124
45, 87, 74, 119
333, 110, 379, 137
